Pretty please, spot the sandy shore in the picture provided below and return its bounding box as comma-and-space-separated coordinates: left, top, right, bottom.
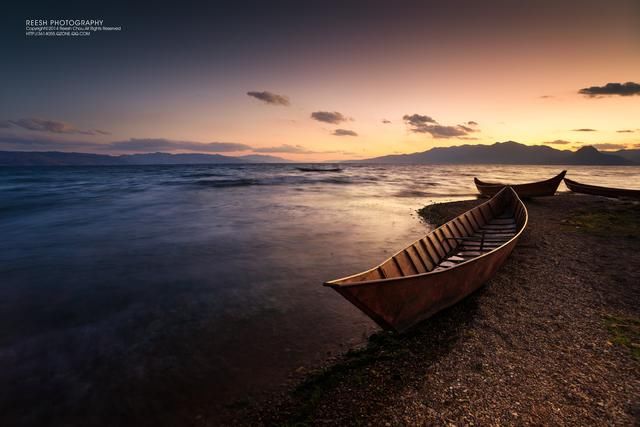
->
233, 194, 639, 426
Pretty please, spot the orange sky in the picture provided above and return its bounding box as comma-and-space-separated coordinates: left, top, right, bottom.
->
2, 0, 639, 160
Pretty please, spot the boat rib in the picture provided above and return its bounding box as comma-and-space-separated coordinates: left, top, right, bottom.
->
474, 170, 566, 198
324, 186, 528, 333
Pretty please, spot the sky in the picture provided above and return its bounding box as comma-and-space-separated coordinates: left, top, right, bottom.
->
1, 0, 639, 161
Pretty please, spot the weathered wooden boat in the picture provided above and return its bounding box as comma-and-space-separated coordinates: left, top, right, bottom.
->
474, 170, 566, 198
564, 178, 640, 200
324, 186, 528, 332
296, 166, 342, 172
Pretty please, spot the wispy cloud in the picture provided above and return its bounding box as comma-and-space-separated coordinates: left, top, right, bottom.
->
572, 128, 597, 132
252, 144, 354, 155
591, 143, 628, 151
0, 133, 364, 158
0, 134, 101, 151
402, 114, 479, 139
539, 95, 555, 99
332, 129, 358, 137
246, 91, 290, 106
0, 134, 253, 153
579, 82, 640, 97
381, 119, 391, 124
107, 138, 252, 153
617, 129, 635, 133
4, 117, 109, 135
311, 111, 349, 124
543, 139, 574, 145
253, 144, 313, 154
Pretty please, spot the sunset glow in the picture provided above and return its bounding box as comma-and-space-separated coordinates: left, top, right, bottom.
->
2, 0, 639, 161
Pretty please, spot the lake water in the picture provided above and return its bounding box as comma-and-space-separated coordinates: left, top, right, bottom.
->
1, 164, 639, 425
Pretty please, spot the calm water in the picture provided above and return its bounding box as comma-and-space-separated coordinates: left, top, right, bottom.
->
1, 164, 639, 425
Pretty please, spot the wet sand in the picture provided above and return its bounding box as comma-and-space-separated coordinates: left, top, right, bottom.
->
240, 194, 640, 426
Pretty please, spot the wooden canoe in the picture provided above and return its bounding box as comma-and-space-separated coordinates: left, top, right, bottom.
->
474, 170, 566, 198
324, 186, 528, 333
564, 178, 640, 200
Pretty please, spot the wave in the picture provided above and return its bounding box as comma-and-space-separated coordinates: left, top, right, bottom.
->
189, 175, 359, 188
394, 189, 437, 198
181, 172, 229, 178
194, 179, 259, 187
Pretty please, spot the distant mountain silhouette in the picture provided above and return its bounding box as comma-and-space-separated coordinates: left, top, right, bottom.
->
0, 151, 290, 166
565, 146, 631, 165
0, 143, 635, 166
350, 141, 634, 165
0, 151, 126, 166
614, 149, 640, 164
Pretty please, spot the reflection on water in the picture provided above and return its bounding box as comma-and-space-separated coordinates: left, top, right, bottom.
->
0, 164, 638, 425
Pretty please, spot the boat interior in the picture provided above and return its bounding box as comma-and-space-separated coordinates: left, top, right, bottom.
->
330, 188, 527, 285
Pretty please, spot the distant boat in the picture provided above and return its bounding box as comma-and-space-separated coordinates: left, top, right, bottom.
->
564, 178, 640, 200
474, 170, 566, 198
325, 186, 527, 333
295, 166, 342, 172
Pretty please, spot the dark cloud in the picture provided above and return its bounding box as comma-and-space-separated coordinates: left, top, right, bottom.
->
579, 82, 640, 97
591, 143, 628, 151
466, 121, 478, 126
543, 139, 573, 145
381, 119, 392, 124
332, 129, 358, 137
4, 117, 109, 135
107, 138, 251, 153
428, 125, 470, 138
617, 129, 635, 133
8, 118, 78, 133
403, 114, 479, 139
572, 128, 597, 132
253, 144, 313, 154
311, 111, 348, 124
402, 114, 436, 127
246, 91, 290, 106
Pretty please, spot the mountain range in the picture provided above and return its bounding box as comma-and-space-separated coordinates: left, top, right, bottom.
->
0, 151, 292, 166
351, 141, 638, 165
0, 142, 638, 166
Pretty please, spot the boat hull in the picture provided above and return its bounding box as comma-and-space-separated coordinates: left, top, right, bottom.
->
564, 178, 640, 200
332, 238, 518, 332
474, 170, 566, 198
325, 187, 527, 333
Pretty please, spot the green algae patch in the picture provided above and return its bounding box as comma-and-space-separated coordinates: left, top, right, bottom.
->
565, 203, 640, 238
604, 314, 640, 361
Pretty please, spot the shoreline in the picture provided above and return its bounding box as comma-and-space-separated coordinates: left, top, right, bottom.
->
235, 194, 639, 425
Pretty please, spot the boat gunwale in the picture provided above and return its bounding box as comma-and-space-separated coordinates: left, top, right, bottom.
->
474, 170, 566, 188
324, 186, 528, 289
564, 177, 640, 193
